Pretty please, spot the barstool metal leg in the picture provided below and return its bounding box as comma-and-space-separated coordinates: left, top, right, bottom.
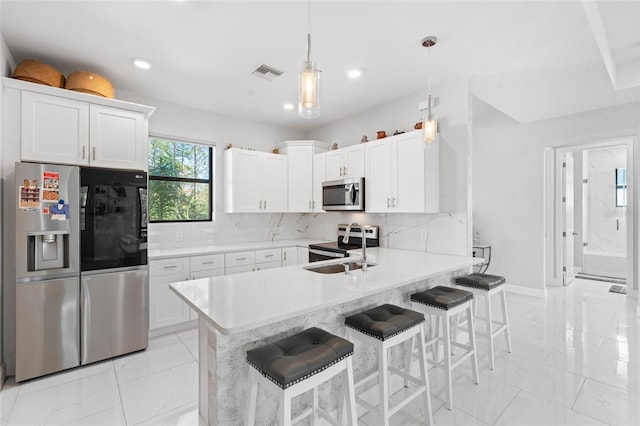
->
344, 359, 358, 426
245, 369, 258, 426
442, 315, 453, 410
378, 341, 391, 426
500, 289, 512, 353
467, 304, 480, 384
418, 326, 434, 425
485, 292, 495, 370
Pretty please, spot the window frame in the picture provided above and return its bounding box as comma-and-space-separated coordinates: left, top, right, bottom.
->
148, 135, 214, 223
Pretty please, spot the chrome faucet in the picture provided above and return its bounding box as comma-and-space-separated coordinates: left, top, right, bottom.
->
343, 222, 368, 271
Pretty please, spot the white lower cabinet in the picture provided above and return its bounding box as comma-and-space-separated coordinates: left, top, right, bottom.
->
151, 246, 310, 332
149, 258, 191, 330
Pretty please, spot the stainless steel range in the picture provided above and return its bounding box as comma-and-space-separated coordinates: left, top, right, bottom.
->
308, 224, 379, 262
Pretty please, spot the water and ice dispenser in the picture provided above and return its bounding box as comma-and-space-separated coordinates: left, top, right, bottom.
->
27, 231, 69, 271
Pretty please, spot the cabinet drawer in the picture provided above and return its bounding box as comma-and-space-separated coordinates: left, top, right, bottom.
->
225, 264, 255, 275
225, 251, 255, 268
255, 248, 281, 264
191, 268, 225, 279
190, 254, 224, 272
254, 260, 281, 271
150, 257, 190, 277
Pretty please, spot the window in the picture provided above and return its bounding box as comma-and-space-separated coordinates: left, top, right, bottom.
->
615, 167, 627, 207
148, 136, 213, 222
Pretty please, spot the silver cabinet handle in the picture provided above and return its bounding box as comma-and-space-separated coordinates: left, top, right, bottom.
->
236, 257, 247, 261
259, 200, 262, 209
265, 254, 274, 258
163, 265, 177, 270
202, 261, 216, 265
312, 200, 316, 209
283, 251, 287, 261
264, 200, 267, 209
387, 197, 391, 208
92, 146, 96, 161
339, 166, 344, 176
392, 197, 397, 207
344, 166, 347, 176
82, 145, 86, 160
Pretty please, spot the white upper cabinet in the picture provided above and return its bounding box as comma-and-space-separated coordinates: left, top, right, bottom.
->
21, 91, 89, 165
312, 153, 326, 212
365, 130, 439, 213
224, 148, 287, 213
89, 105, 147, 170
9, 79, 153, 170
287, 146, 314, 212
325, 144, 365, 181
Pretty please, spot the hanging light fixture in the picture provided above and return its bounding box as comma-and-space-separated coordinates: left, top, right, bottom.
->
421, 36, 437, 143
299, 1, 320, 119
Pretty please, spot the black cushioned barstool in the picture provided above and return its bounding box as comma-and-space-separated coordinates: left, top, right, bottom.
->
455, 272, 512, 370
245, 327, 357, 426
410, 286, 479, 410
344, 304, 433, 426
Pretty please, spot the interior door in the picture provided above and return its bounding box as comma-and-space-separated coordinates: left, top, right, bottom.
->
563, 152, 576, 285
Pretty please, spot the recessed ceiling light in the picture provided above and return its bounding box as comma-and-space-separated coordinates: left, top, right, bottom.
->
347, 69, 362, 79
132, 58, 151, 70
283, 103, 294, 110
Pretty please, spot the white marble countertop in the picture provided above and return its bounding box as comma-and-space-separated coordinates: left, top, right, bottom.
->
148, 238, 327, 260
170, 247, 481, 335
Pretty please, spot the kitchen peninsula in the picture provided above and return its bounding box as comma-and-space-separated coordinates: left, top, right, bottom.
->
171, 247, 481, 425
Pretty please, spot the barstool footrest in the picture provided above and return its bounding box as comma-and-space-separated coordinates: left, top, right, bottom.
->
389, 385, 427, 417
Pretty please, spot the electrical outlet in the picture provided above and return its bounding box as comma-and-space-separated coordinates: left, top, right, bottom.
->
176, 231, 183, 242
420, 228, 428, 240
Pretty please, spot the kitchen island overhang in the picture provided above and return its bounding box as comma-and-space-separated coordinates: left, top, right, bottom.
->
170, 248, 482, 425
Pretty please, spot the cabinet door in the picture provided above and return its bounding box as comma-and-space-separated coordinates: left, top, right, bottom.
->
282, 247, 298, 266
312, 153, 326, 212
225, 149, 261, 212
395, 132, 425, 212
297, 246, 309, 264
343, 145, 365, 178
365, 139, 393, 212
89, 105, 146, 170
261, 154, 288, 212
287, 147, 313, 212
325, 150, 344, 181
21, 91, 89, 165
149, 272, 191, 330
425, 140, 440, 213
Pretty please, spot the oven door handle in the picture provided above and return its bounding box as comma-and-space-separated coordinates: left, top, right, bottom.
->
309, 248, 347, 258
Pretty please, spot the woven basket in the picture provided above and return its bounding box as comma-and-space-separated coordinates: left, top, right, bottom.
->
13, 59, 65, 88
65, 71, 114, 98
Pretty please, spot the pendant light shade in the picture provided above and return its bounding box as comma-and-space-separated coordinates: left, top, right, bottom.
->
421, 36, 437, 143
299, 34, 320, 119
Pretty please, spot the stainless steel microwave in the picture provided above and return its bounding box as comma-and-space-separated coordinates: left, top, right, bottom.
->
322, 178, 365, 211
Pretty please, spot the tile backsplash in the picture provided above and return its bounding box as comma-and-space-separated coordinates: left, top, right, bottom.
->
149, 211, 468, 255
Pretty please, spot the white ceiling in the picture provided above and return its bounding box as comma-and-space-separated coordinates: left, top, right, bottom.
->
2, 1, 639, 131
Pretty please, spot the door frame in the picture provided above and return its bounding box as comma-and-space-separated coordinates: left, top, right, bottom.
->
544, 137, 637, 298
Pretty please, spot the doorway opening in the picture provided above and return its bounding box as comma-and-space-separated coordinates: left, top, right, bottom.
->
545, 137, 635, 293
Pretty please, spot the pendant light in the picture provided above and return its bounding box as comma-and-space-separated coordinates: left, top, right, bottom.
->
421, 36, 437, 143
299, 1, 319, 119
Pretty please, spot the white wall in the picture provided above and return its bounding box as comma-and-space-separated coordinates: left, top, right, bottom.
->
306, 81, 471, 255
473, 96, 640, 291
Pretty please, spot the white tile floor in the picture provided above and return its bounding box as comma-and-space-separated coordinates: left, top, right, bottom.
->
1, 278, 639, 425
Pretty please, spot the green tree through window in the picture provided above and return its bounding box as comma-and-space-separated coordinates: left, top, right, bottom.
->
148, 137, 213, 222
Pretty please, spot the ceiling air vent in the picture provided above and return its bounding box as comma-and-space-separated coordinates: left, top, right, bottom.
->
251, 64, 284, 81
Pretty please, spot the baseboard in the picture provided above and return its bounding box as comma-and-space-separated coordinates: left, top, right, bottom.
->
506, 283, 547, 299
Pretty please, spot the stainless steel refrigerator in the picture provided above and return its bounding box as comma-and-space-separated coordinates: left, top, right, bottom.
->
15, 162, 149, 382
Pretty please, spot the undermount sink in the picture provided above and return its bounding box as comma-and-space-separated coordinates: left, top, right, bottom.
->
304, 261, 376, 274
